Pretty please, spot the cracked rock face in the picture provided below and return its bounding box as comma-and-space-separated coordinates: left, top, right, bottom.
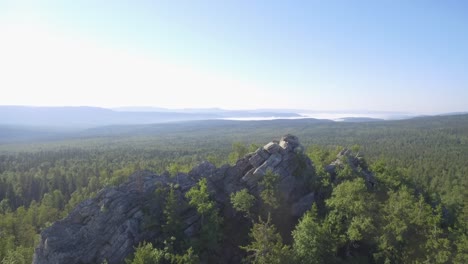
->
33, 135, 316, 264
33, 171, 176, 264
241, 134, 314, 202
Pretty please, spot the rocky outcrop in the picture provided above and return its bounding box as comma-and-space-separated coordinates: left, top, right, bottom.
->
33, 135, 316, 264
325, 147, 376, 187
33, 171, 183, 264
291, 192, 315, 217
241, 134, 313, 200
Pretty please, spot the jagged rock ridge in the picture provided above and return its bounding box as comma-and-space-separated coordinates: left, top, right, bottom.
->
32, 135, 317, 264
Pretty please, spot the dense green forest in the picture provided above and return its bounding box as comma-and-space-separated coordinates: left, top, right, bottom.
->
0, 115, 467, 263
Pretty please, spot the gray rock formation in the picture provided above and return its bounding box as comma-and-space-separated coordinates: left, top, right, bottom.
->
325, 147, 376, 187
263, 142, 280, 154
33, 171, 184, 264
33, 135, 316, 264
291, 192, 315, 217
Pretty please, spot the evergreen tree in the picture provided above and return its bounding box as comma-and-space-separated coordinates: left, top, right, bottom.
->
241, 215, 291, 264
292, 205, 335, 264
185, 178, 222, 254
259, 170, 280, 210
126, 242, 198, 264
230, 188, 255, 218
162, 187, 183, 243
325, 178, 376, 257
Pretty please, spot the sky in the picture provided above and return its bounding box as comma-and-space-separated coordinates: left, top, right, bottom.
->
0, 0, 467, 113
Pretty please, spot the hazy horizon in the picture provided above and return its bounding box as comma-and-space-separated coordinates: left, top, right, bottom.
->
0, 104, 443, 116
1, 1, 467, 113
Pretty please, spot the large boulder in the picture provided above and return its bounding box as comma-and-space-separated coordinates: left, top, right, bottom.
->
248, 148, 270, 167
253, 153, 282, 176
263, 142, 280, 154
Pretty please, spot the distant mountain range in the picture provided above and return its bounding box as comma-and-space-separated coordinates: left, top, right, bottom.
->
0, 106, 467, 144
338, 117, 385, 122
0, 106, 301, 128
0, 106, 466, 131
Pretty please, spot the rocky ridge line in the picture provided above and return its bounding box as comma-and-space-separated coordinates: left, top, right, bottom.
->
32, 135, 317, 264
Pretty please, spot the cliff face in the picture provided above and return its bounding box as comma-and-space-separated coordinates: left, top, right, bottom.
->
33, 135, 316, 264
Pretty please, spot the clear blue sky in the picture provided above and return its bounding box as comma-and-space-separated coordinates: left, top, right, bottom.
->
0, 0, 467, 113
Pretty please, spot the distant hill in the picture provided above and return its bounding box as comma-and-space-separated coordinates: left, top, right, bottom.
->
437, 111, 468, 116
0, 106, 301, 128
1, 111, 467, 144
6, 106, 467, 130
339, 117, 384, 122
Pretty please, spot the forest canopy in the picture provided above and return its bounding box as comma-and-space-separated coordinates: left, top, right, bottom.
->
0, 115, 467, 263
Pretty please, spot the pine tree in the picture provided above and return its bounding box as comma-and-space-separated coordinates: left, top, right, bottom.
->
292, 205, 335, 264
230, 188, 255, 218
185, 178, 222, 253
241, 215, 291, 264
